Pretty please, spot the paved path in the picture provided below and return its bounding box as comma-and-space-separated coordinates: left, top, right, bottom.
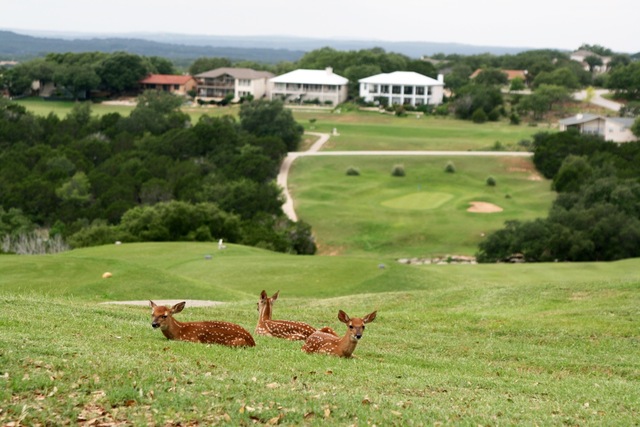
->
277, 132, 533, 222
573, 89, 622, 112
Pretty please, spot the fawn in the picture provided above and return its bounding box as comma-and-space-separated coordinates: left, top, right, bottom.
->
255, 290, 316, 340
149, 301, 255, 347
302, 310, 377, 357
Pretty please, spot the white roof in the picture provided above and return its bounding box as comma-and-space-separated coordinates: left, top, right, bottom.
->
359, 71, 443, 86
270, 69, 348, 85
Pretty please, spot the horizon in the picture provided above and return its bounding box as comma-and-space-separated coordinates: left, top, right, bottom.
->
1, 0, 637, 54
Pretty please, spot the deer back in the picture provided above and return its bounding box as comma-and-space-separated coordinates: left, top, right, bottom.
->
150, 301, 255, 347
256, 290, 316, 340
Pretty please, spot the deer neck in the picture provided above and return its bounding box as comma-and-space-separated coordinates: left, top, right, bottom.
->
337, 333, 359, 357
161, 317, 184, 340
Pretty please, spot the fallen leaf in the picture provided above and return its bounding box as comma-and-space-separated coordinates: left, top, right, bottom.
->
266, 382, 280, 389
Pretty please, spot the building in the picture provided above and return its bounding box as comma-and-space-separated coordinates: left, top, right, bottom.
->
358, 71, 444, 107
139, 74, 197, 96
195, 67, 273, 102
269, 67, 348, 105
570, 50, 611, 73
559, 113, 636, 143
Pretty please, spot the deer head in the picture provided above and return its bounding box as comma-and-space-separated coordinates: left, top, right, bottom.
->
150, 300, 185, 330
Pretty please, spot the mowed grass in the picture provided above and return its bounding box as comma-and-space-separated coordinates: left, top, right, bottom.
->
294, 109, 549, 151
1, 243, 639, 425
290, 155, 554, 257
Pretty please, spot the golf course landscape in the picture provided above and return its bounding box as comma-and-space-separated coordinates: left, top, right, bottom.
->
2, 101, 638, 425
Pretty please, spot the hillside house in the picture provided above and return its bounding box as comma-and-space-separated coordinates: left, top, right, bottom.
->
570, 50, 611, 73
359, 71, 444, 107
195, 67, 273, 102
559, 113, 636, 143
139, 74, 197, 96
269, 67, 348, 105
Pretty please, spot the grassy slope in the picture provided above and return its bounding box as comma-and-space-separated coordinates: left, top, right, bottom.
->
1, 244, 639, 425
4, 101, 638, 425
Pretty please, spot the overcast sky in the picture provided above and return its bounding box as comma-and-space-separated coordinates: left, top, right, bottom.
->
2, 0, 638, 53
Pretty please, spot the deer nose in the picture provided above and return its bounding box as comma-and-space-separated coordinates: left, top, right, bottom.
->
355, 334, 362, 339
152, 322, 160, 328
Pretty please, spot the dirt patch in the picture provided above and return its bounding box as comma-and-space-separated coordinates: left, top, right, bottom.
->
502, 157, 544, 181
101, 300, 223, 307
467, 201, 503, 213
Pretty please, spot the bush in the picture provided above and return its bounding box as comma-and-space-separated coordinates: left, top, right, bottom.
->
472, 108, 488, 123
444, 161, 456, 173
391, 164, 406, 177
346, 166, 360, 176
486, 176, 497, 186
510, 112, 521, 125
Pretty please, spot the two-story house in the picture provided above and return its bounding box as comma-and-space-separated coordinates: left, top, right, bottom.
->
195, 67, 274, 102
269, 67, 348, 105
358, 71, 444, 107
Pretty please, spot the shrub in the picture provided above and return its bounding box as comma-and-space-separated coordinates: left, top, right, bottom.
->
472, 108, 488, 123
391, 164, 406, 177
346, 166, 360, 176
444, 161, 456, 173
510, 112, 521, 125
486, 176, 497, 186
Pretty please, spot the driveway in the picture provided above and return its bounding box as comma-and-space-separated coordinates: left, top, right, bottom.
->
573, 89, 622, 112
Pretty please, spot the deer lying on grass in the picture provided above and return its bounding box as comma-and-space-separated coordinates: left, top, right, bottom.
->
149, 301, 255, 347
302, 310, 377, 357
255, 290, 316, 340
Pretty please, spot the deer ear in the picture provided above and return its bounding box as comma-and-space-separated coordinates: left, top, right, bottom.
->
364, 311, 377, 324
172, 302, 186, 313
272, 290, 280, 301
149, 300, 156, 308
260, 290, 268, 300
338, 310, 350, 324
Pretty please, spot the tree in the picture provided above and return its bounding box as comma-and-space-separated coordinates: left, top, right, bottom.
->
474, 68, 508, 86
607, 62, 640, 99
188, 57, 232, 75
97, 52, 150, 94
518, 84, 571, 121
632, 117, 640, 138
239, 100, 303, 151
584, 55, 603, 73
509, 77, 525, 92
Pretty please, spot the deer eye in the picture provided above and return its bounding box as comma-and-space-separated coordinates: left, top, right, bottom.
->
362, 325, 366, 329
349, 325, 354, 329
162, 315, 167, 319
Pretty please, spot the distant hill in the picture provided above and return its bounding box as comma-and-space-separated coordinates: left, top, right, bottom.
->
0, 29, 559, 65
0, 30, 305, 64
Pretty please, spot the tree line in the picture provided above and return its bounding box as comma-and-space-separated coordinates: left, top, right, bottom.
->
2, 44, 639, 123
476, 131, 640, 262
0, 93, 316, 254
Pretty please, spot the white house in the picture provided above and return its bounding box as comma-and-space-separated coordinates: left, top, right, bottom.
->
569, 50, 611, 73
558, 113, 636, 143
269, 67, 348, 105
195, 67, 273, 102
359, 71, 444, 107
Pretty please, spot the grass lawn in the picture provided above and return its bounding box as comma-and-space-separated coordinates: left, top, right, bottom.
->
290, 155, 555, 257
294, 108, 552, 151
1, 242, 639, 425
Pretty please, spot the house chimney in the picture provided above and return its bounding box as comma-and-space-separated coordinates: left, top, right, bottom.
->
326, 67, 333, 75
437, 74, 444, 83
576, 113, 583, 120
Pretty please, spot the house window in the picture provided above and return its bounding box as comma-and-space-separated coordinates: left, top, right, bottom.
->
381, 85, 390, 94
392, 85, 401, 94
370, 84, 378, 93
416, 86, 425, 95
403, 86, 413, 95
174, 85, 180, 90
238, 79, 251, 86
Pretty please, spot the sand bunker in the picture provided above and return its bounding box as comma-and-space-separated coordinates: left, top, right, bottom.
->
467, 201, 503, 213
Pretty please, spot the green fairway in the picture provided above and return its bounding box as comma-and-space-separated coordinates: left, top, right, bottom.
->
290, 155, 555, 257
